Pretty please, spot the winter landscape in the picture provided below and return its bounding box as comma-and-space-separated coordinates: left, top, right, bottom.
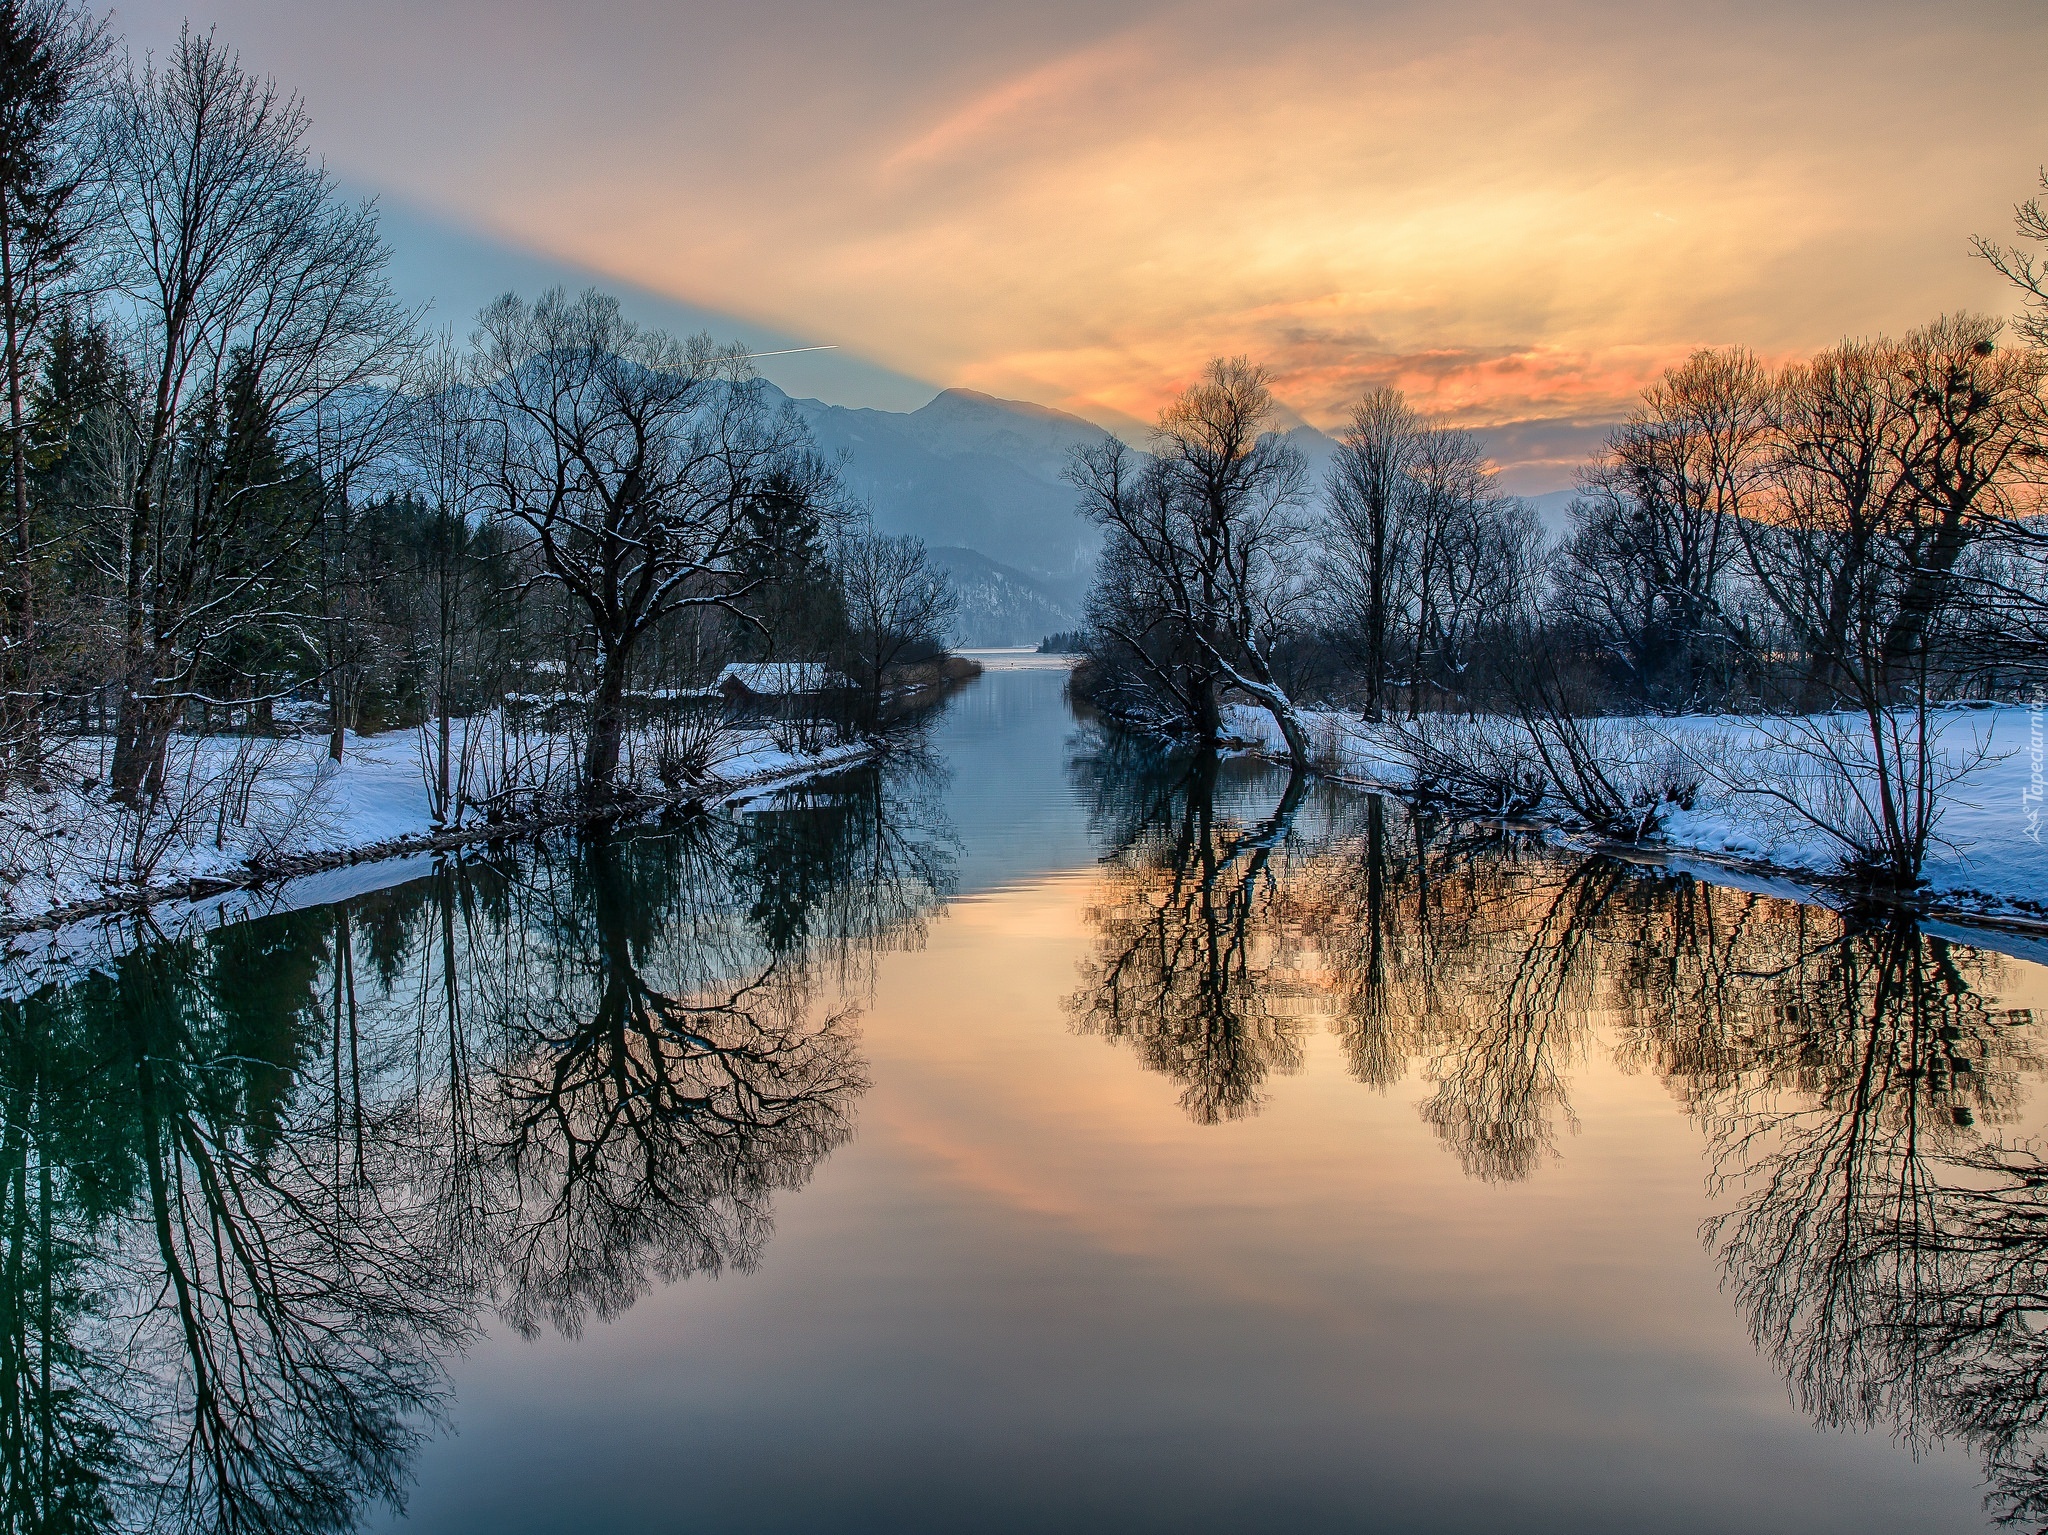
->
0, 1, 2047, 1532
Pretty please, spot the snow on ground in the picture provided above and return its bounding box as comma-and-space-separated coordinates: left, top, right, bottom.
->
1647, 710, 2043, 910
957, 648, 1080, 673
0, 712, 878, 926
1219, 701, 2048, 915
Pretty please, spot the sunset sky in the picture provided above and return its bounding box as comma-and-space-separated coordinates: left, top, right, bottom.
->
118, 0, 2048, 489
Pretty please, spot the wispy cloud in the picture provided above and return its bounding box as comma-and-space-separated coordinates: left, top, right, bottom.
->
113, 0, 2048, 488
880, 31, 1153, 176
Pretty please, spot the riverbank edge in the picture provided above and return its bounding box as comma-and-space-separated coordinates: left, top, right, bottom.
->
0, 738, 884, 942
1226, 740, 2048, 950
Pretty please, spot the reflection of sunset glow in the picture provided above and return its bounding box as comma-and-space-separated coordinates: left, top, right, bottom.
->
116, 0, 2046, 478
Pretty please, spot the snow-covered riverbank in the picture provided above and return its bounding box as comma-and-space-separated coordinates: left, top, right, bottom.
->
0, 717, 879, 931
1220, 702, 2048, 919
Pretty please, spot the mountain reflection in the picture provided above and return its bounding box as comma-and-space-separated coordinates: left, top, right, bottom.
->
0, 760, 951, 1533
1069, 734, 2048, 1525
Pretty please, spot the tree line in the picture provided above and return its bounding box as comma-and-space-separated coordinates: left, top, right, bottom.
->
1071, 252, 2048, 885
0, 5, 960, 823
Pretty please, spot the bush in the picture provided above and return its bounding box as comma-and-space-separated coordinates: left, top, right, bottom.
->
1372, 716, 1548, 818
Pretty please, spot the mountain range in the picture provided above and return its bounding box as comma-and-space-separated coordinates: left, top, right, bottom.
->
776, 385, 1357, 645
780, 386, 1108, 582
769, 384, 1109, 644
925, 546, 1090, 648
772, 382, 1579, 645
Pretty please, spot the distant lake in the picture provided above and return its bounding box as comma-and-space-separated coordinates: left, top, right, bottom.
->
4, 666, 2044, 1534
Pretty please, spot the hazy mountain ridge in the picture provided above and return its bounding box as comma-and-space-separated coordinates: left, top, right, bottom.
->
766, 383, 1578, 642
897, 389, 1107, 484
928, 546, 1085, 648
773, 385, 1110, 583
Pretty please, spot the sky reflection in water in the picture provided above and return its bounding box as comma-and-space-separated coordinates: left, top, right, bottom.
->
1, 668, 2045, 1533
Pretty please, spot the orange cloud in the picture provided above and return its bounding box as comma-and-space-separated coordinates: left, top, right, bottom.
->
152, 0, 2047, 490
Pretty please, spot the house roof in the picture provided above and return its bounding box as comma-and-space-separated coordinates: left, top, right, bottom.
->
715, 662, 845, 695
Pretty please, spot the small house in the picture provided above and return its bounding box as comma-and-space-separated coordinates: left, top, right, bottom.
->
714, 662, 847, 701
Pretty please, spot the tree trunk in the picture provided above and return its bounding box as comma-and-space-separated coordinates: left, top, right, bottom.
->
1, 207, 30, 682
110, 678, 160, 806
1365, 559, 1386, 723
436, 705, 452, 825
1193, 680, 1221, 748
110, 484, 156, 804
1207, 639, 1309, 772
584, 649, 628, 798
326, 493, 352, 763
1879, 502, 1970, 695
434, 506, 457, 823
1249, 681, 1310, 771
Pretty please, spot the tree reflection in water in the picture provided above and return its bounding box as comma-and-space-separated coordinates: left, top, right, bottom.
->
1683, 919, 2048, 1527
1069, 731, 2048, 1524
12, 725, 2048, 1530
1068, 730, 1601, 1171
1066, 734, 1308, 1124
0, 759, 952, 1533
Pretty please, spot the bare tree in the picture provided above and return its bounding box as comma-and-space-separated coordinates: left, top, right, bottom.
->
400, 331, 490, 821
1742, 340, 1914, 709
98, 27, 407, 803
1395, 425, 1541, 716
1325, 393, 1539, 721
1325, 387, 1417, 720
1729, 318, 2044, 884
1733, 339, 1944, 879
473, 287, 827, 799
834, 527, 954, 706
1069, 357, 1313, 767
1556, 349, 1771, 705
1964, 191, 2048, 696
1071, 441, 1217, 734
1975, 165, 2048, 350
1880, 314, 2046, 686
304, 336, 417, 763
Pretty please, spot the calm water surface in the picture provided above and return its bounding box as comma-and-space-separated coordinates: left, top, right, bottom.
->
5, 663, 2048, 1533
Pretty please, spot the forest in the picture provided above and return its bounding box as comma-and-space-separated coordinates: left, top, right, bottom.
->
1068, 296, 2048, 890
0, 5, 964, 917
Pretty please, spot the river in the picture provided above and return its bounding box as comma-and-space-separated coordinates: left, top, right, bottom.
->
2, 660, 2044, 1533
